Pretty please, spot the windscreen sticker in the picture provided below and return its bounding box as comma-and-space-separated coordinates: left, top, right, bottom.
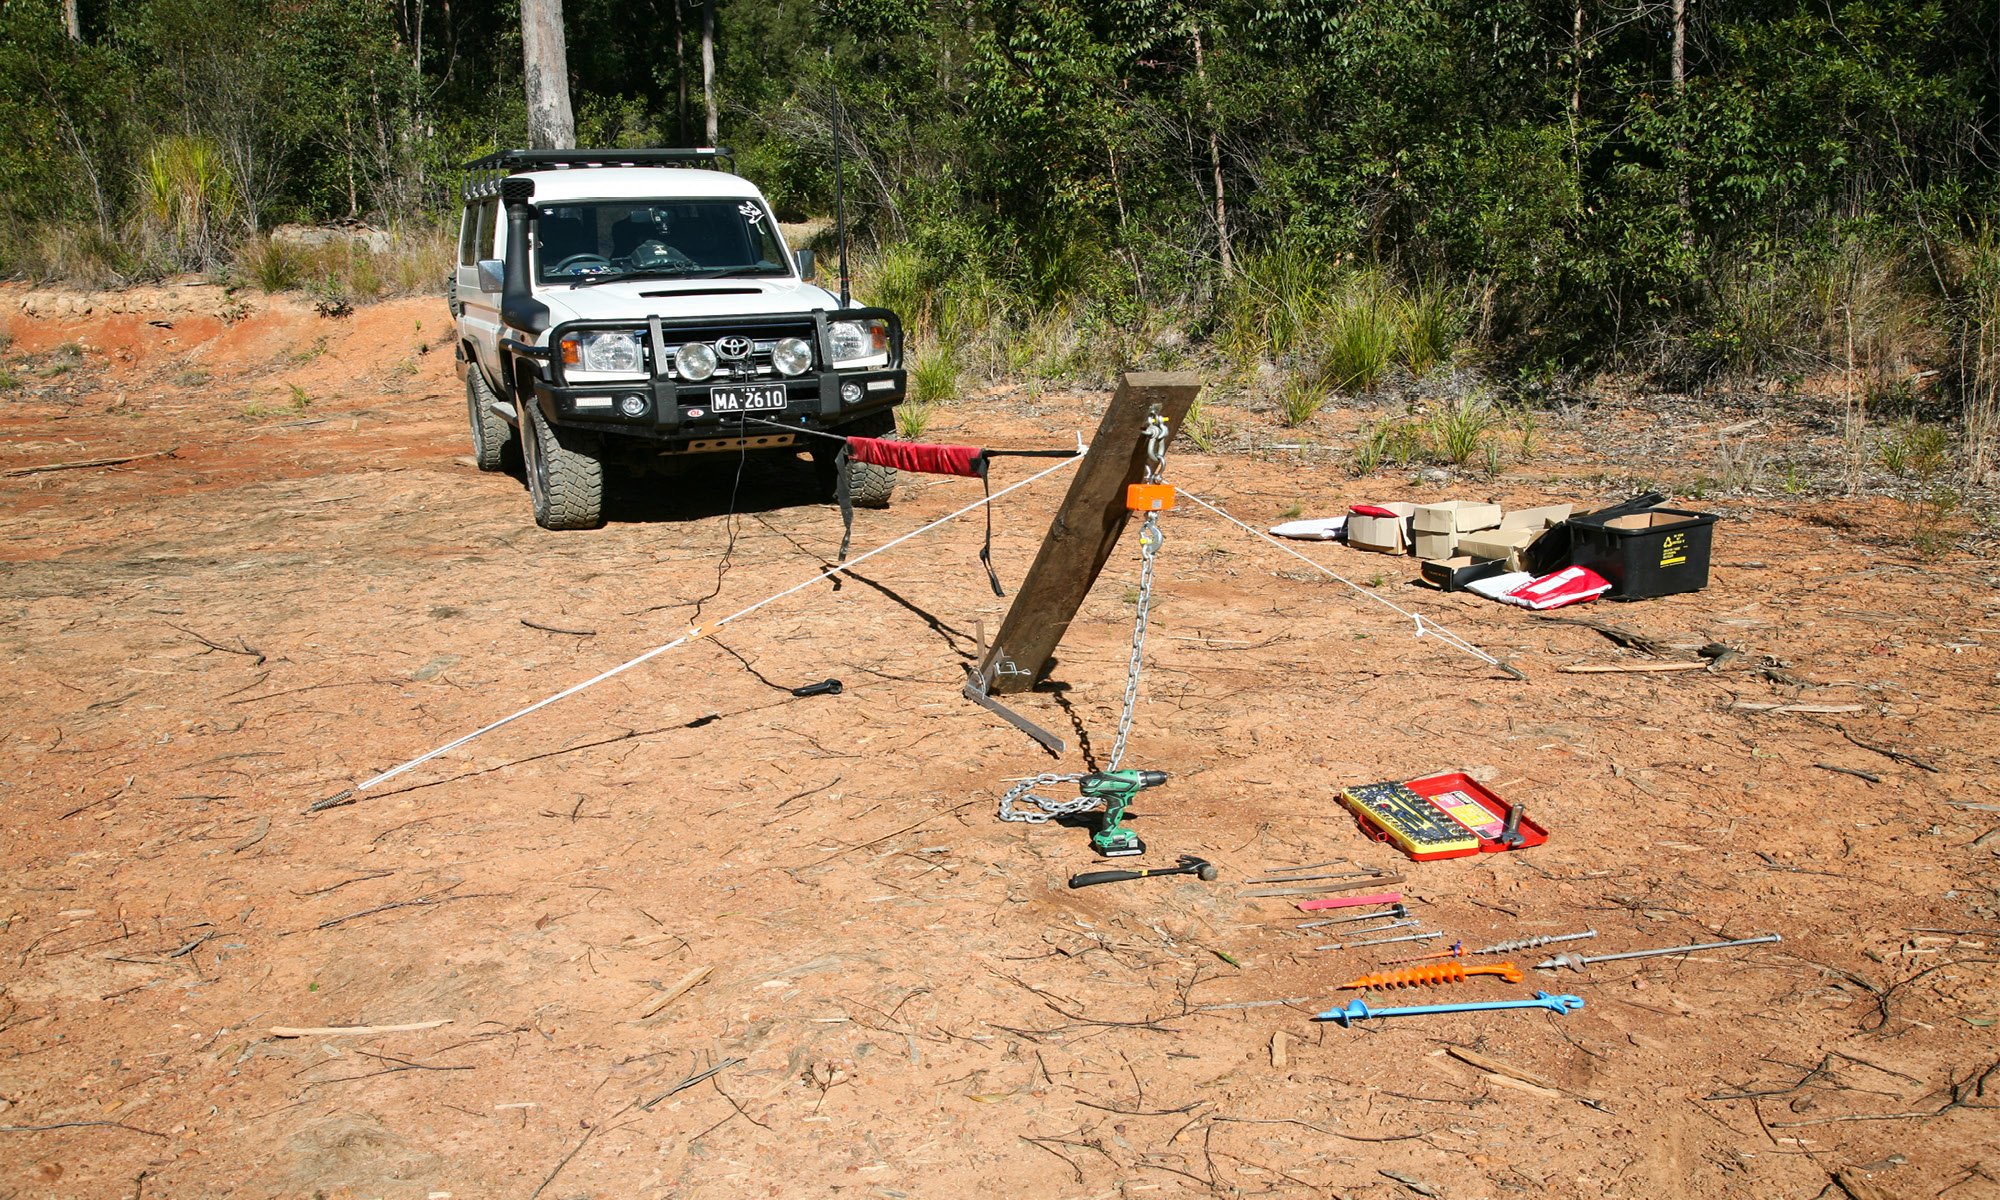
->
738, 202, 765, 226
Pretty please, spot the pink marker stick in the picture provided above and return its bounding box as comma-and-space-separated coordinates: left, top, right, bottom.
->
1296, 891, 1402, 912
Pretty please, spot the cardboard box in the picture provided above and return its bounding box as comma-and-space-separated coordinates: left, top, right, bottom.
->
1498, 503, 1573, 532
1413, 531, 1458, 561
1413, 501, 1503, 561
1457, 526, 1541, 571
1414, 501, 1503, 534
1347, 502, 1417, 554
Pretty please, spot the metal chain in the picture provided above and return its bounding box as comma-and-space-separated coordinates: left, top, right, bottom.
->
998, 772, 1092, 822
1107, 409, 1170, 771
996, 407, 1171, 821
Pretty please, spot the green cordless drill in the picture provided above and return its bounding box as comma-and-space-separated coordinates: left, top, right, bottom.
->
1081, 769, 1167, 857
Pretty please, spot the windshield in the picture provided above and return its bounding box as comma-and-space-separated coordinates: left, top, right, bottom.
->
534, 198, 790, 283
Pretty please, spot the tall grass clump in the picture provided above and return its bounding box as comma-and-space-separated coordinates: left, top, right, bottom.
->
1323, 279, 1401, 393
1951, 227, 2000, 483
1697, 239, 1935, 384
910, 347, 959, 405
1215, 246, 1342, 368
1278, 370, 1329, 426
138, 135, 238, 271
0, 221, 132, 285
1425, 394, 1497, 465
239, 236, 305, 292
233, 225, 454, 298
1399, 285, 1466, 376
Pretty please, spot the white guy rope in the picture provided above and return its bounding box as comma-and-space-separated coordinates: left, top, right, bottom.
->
351, 450, 1086, 793
1177, 488, 1514, 674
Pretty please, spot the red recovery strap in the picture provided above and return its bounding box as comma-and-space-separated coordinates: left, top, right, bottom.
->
836, 437, 1002, 597
844, 436, 985, 477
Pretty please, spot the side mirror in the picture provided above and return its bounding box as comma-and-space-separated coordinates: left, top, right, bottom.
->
476, 259, 505, 294
793, 248, 815, 281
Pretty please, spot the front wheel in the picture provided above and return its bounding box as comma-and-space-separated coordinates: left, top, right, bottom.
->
520, 401, 606, 530
809, 437, 897, 508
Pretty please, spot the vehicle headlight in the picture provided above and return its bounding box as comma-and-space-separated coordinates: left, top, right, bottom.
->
675, 341, 717, 381
771, 337, 813, 377
828, 319, 890, 367
570, 330, 645, 374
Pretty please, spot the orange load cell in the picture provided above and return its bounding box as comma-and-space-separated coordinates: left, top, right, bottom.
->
1126, 483, 1177, 512
1339, 962, 1525, 990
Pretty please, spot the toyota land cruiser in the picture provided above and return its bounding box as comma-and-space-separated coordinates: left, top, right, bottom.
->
450, 148, 907, 529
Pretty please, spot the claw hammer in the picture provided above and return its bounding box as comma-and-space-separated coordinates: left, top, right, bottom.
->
1069, 855, 1218, 889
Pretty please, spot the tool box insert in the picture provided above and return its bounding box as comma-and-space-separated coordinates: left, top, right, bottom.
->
1341, 773, 1547, 861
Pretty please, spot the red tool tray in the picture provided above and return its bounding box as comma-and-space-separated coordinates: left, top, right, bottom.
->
1349, 772, 1548, 861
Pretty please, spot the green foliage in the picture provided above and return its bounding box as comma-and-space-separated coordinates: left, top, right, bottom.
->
1878, 421, 1950, 480
139, 136, 237, 269
895, 400, 936, 439
1323, 285, 1401, 393
910, 348, 959, 405
1277, 372, 1327, 427
1425, 395, 1497, 466
0, 0, 1988, 399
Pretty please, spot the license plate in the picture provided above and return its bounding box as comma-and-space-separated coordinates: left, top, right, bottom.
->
707, 384, 788, 412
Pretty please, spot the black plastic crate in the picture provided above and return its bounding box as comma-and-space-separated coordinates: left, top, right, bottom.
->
1567, 506, 1719, 599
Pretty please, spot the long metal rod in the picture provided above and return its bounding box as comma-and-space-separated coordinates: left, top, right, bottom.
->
1537, 933, 1781, 971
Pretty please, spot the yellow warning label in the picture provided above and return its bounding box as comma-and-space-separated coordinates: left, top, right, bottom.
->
1660, 532, 1687, 567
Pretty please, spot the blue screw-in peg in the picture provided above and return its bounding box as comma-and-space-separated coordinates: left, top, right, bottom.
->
1313, 990, 1586, 1026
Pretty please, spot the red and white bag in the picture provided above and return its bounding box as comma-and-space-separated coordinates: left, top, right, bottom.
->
1502, 566, 1611, 610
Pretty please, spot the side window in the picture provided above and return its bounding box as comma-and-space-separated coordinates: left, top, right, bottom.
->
475, 201, 499, 261
457, 206, 477, 266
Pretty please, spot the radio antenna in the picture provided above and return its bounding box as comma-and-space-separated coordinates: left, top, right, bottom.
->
831, 83, 851, 306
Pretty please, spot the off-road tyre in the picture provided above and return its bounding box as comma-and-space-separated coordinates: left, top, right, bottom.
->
520, 401, 606, 530
810, 410, 899, 507
466, 367, 511, 472
848, 453, 897, 509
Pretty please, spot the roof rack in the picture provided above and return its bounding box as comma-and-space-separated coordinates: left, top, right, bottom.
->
461, 148, 735, 202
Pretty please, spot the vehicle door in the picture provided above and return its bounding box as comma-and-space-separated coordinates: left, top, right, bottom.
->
453, 199, 505, 386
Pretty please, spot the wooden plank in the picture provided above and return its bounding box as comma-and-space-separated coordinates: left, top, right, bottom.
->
981, 371, 1202, 695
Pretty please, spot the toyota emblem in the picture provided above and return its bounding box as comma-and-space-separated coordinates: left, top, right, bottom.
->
715, 336, 753, 360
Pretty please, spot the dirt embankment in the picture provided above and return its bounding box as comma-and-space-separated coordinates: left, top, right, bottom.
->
1, 284, 1996, 1199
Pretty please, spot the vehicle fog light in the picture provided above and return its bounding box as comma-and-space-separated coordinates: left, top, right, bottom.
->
618, 393, 648, 417
771, 337, 812, 377
841, 382, 864, 404
675, 342, 717, 381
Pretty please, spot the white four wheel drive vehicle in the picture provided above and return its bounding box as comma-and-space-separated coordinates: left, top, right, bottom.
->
449, 148, 907, 529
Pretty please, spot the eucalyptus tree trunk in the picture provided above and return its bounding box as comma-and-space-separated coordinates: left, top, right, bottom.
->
1672, 0, 1691, 248
1191, 26, 1233, 280
520, 0, 575, 150
701, 0, 718, 145
63, 0, 80, 39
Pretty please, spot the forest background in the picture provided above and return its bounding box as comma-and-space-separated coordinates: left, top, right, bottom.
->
3, 0, 1997, 476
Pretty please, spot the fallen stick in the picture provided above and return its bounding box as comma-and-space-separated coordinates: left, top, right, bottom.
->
1559, 661, 1712, 674
637, 965, 712, 1019
3, 447, 179, 478
1731, 702, 1867, 714
641, 1057, 743, 1110
269, 1020, 449, 1038
1835, 726, 1942, 773
521, 618, 596, 637
1815, 763, 1882, 784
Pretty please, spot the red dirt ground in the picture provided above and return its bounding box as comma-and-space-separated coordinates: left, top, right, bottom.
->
2, 285, 1996, 1200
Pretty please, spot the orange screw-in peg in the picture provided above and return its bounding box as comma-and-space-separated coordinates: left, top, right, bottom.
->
1338, 961, 1525, 990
